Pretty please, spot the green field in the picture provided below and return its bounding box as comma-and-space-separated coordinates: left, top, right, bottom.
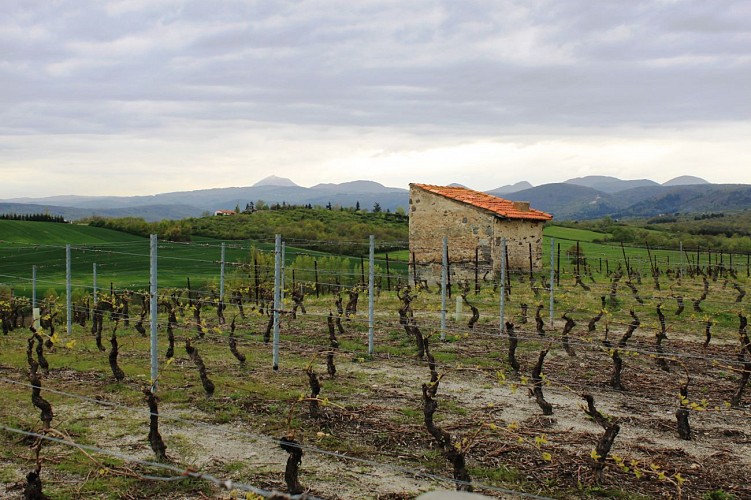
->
0, 221, 398, 297
3, 220, 748, 300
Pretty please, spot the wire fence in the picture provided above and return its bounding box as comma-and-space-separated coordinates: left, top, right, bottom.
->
2, 234, 751, 498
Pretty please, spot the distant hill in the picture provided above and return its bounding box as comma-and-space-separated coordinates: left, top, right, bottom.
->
4, 175, 751, 223
2, 181, 411, 221
662, 176, 709, 186
494, 183, 621, 220
564, 176, 660, 193
252, 175, 299, 187
490, 181, 534, 194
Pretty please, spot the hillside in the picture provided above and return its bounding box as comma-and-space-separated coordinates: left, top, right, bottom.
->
0, 220, 145, 245
189, 207, 409, 254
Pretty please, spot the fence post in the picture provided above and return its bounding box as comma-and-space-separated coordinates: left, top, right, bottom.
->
32, 265, 39, 329
679, 241, 683, 278
411, 251, 417, 287
92, 263, 98, 306
273, 234, 281, 370
368, 235, 375, 355
549, 238, 555, 329
219, 243, 226, 304
66, 244, 72, 335
499, 238, 506, 333
150, 234, 159, 392
441, 236, 448, 341
314, 260, 320, 297
385, 253, 391, 291
475, 247, 480, 294
281, 242, 286, 308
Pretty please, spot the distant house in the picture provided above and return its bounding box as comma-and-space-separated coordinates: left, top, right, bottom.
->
409, 183, 553, 284
213, 209, 236, 216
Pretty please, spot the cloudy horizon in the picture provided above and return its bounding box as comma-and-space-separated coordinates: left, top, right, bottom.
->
2, 0, 749, 198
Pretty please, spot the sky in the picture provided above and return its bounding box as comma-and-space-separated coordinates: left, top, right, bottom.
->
1, 0, 750, 198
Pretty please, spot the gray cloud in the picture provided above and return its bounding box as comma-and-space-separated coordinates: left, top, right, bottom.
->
0, 0, 749, 196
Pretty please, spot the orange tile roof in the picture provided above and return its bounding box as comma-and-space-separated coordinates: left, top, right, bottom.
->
412, 183, 553, 221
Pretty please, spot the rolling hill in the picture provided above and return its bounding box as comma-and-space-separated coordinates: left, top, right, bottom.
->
3, 174, 751, 222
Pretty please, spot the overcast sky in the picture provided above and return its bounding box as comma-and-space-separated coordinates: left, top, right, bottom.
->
1, 0, 750, 198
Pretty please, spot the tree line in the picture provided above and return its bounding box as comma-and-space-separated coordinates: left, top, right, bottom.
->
0, 213, 66, 223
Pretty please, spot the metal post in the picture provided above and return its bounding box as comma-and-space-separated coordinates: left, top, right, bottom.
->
272, 234, 281, 370
150, 234, 159, 392
499, 238, 506, 333
219, 243, 226, 304
368, 235, 375, 355
280, 242, 286, 308
32, 265, 37, 311
32, 265, 39, 329
92, 263, 98, 305
66, 244, 72, 335
441, 236, 448, 341
549, 238, 555, 329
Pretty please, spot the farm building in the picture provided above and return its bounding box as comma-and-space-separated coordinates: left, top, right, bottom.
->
409, 183, 553, 285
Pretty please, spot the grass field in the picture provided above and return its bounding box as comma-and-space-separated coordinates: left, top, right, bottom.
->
0, 221, 395, 297
3, 220, 749, 300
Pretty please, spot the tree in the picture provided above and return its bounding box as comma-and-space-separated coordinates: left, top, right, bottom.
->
373, 202, 382, 213
355, 201, 361, 211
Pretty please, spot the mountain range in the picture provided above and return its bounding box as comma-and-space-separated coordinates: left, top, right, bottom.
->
2, 174, 749, 222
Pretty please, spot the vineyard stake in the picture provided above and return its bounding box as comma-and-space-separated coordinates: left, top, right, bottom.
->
272, 234, 281, 370
499, 238, 506, 333
281, 242, 286, 309
219, 242, 225, 305
474, 246, 479, 294
385, 253, 391, 291
149, 234, 158, 392
549, 237, 555, 329
441, 236, 447, 341
368, 235, 375, 355
32, 265, 39, 330
92, 262, 97, 306
66, 244, 72, 335
314, 260, 320, 297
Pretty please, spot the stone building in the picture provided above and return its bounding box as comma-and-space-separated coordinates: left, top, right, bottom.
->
409, 183, 553, 285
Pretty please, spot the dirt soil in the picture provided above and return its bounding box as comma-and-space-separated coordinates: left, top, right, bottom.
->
2, 311, 751, 500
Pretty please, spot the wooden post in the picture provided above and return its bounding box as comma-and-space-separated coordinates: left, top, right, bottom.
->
314, 260, 320, 297
696, 245, 700, 274
254, 253, 260, 305
475, 247, 480, 294
411, 251, 418, 287
528, 242, 533, 281
446, 244, 452, 299
385, 253, 391, 291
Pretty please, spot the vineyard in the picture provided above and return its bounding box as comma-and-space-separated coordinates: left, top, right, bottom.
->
1, 224, 750, 499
